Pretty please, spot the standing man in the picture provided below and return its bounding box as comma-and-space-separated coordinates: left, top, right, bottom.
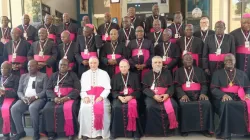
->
110, 59, 142, 140
121, 7, 144, 29
155, 29, 180, 72
118, 16, 136, 47
28, 28, 57, 77
97, 12, 120, 42
77, 16, 91, 35
193, 17, 215, 42
176, 24, 203, 67
230, 13, 250, 79
56, 13, 79, 43
78, 57, 111, 140
3, 28, 31, 76
37, 14, 57, 43
75, 24, 98, 77
168, 11, 185, 43
145, 4, 166, 33
146, 19, 163, 47
202, 21, 235, 75
0, 16, 11, 44
58, 31, 78, 72
100, 29, 126, 78
142, 56, 178, 136
11, 60, 48, 140
43, 59, 80, 140
0, 61, 19, 140
127, 26, 154, 80
174, 54, 213, 137
211, 54, 250, 139
17, 14, 38, 44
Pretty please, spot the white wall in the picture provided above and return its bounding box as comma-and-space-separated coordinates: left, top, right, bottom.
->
42, 0, 77, 20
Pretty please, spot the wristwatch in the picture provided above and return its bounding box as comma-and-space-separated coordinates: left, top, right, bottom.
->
35, 96, 39, 99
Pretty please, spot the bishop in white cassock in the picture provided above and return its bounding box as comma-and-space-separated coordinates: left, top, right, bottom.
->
78, 56, 111, 140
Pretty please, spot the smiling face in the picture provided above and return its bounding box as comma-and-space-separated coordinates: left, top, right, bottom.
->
200, 17, 209, 31
110, 29, 118, 41
1, 62, 11, 76
215, 21, 226, 35
152, 5, 159, 16
162, 29, 171, 42
61, 31, 70, 43
1, 16, 9, 27
185, 25, 194, 37
44, 14, 53, 25
119, 60, 130, 75
22, 14, 30, 25
38, 28, 48, 40
104, 12, 111, 23
89, 57, 99, 71
28, 60, 38, 74
152, 56, 163, 73
183, 54, 193, 68
174, 13, 183, 23
135, 26, 144, 39
153, 20, 161, 32
241, 18, 250, 31
11, 28, 21, 41
63, 13, 70, 23
224, 54, 235, 69
59, 59, 69, 73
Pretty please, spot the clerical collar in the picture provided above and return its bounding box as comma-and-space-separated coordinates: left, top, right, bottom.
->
106, 22, 110, 25
153, 15, 159, 18
186, 36, 192, 40
40, 39, 46, 43
137, 38, 143, 41
225, 67, 234, 72
14, 39, 21, 44
164, 41, 169, 45
111, 41, 118, 45
155, 31, 161, 34
91, 69, 98, 73
23, 24, 29, 26
65, 22, 70, 25
125, 27, 130, 30
184, 66, 193, 70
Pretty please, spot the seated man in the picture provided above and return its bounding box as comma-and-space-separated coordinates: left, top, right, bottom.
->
78, 56, 111, 140
42, 59, 80, 140
0, 61, 19, 140
142, 56, 178, 137
211, 54, 250, 140
110, 59, 142, 140
11, 60, 48, 140
174, 54, 213, 137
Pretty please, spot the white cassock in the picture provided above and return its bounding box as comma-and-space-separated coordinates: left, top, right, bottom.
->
78, 69, 111, 139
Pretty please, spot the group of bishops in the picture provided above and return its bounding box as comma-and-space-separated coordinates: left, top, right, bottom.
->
1, 3, 250, 140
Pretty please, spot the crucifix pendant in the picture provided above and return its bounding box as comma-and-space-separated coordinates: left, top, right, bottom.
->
229, 82, 233, 87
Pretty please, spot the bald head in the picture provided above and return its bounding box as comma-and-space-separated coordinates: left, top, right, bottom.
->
63, 13, 70, 23
182, 53, 193, 68
28, 60, 38, 75
1, 61, 11, 76
44, 14, 53, 25
22, 14, 30, 25
59, 59, 69, 74
1, 16, 9, 27
215, 21, 226, 35
152, 56, 163, 73
104, 12, 111, 23
61, 31, 70, 43
110, 29, 118, 41
11, 28, 22, 41
38, 28, 48, 40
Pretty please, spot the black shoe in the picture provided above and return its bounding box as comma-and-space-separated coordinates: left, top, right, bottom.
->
109, 136, 115, 140
181, 132, 189, 137
96, 136, 102, 139
201, 131, 212, 137
82, 136, 88, 140
33, 134, 40, 140
48, 137, 55, 140
68, 135, 74, 140
11, 131, 26, 140
3, 136, 10, 140
134, 137, 140, 140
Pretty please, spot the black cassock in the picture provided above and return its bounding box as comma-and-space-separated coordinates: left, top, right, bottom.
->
0, 74, 19, 135
142, 69, 178, 136
230, 28, 250, 79
99, 42, 126, 78
0, 27, 12, 44
57, 42, 78, 73
97, 22, 120, 42
27, 40, 58, 77
37, 24, 57, 43
17, 24, 38, 44
75, 35, 98, 77
120, 17, 144, 29
168, 23, 185, 43
174, 66, 214, 133
110, 72, 143, 138
202, 34, 235, 74
155, 42, 180, 72
145, 15, 166, 33
193, 29, 215, 42
3, 40, 31, 76
176, 36, 203, 67
118, 28, 136, 47
56, 23, 79, 44
211, 69, 250, 138
42, 71, 80, 137
127, 39, 154, 80
0, 42, 4, 66
146, 31, 163, 47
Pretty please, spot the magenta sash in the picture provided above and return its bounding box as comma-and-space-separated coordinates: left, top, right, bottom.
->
163, 57, 178, 73
150, 28, 163, 33
102, 35, 111, 41
1, 88, 15, 134
69, 63, 75, 69
154, 87, 178, 129
8, 55, 27, 75
170, 38, 177, 44
107, 54, 122, 74
1, 39, 10, 44
81, 52, 97, 60
27, 40, 33, 44
70, 33, 75, 41
236, 45, 250, 54
131, 49, 150, 64
34, 55, 53, 77
182, 83, 201, 91
119, 87, 138, 131
48, 34, 56, 43
54, 87, 75, 136
208, 54, 226, 62
86, 86, 105, 130
220, 85, 250, 132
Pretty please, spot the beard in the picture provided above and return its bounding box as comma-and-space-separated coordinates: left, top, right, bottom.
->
201, 26, 208, 31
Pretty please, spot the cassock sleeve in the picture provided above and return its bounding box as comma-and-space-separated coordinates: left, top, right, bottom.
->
197, 39, 204, 67
37, 74, 48, 99
5, 76, 20, 98
95, 35, 103, 49
202, 38, 209, 69
229, 35, 235, 55
130, 73, 141, 99
210, 71, 225, 100
3, 44, 9, 61
46, 73, 56, 101
127, 42, 135, 69
97, 25, 102, 35
100, 72, 111, 98
200, 69, 208, 95
111, 75, 120, 99
75, 37, 84, 64
167, 44, 180, 70
67, 72, 80, 99
165, 71, 174, 96
174, 70, 187, 99
145, 17, 151, 33
116, 44, 126, 64
142, 72, 155, 98
27, 43, 35, 60
146, 42, 154, 68
46, 43, 58, 67
99, 45, 108, 66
